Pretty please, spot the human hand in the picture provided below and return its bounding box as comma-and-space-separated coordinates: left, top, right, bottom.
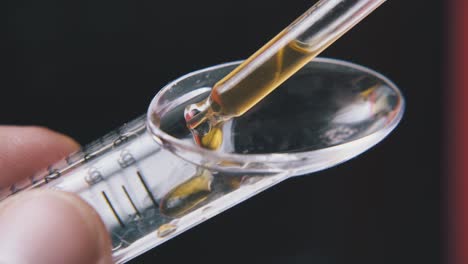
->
0, 126, 113, 264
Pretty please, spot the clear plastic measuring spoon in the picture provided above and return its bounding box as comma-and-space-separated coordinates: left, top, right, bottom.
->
0, 60, 403, 263
0, 0, 403, 263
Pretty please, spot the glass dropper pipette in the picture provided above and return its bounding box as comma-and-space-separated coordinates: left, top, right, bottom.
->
184, 0, 386, 149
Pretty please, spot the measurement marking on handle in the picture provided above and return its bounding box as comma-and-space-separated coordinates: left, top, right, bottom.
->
136, 171, 159, 208
122, 185, 141, 218
102, 191, 125, 228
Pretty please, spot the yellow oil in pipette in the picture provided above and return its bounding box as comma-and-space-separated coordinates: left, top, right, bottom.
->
185, 38, 336, 150
212, 39, 323, 117
184, 0, 386, 150
185, 39, 319, 149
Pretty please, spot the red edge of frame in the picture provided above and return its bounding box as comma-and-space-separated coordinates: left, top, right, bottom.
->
452, 0, 468, 263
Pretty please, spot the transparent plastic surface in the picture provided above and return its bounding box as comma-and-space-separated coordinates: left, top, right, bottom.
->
0, 59, 403, 263
185, 0, 386, 145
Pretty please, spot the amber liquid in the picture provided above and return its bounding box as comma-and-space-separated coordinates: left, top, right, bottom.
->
211, 38, 321, 117
185, 22, 343, 150
186, 38, 324, 150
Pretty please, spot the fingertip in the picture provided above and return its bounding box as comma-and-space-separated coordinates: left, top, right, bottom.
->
0, 190, 112, 264
26, 126, 80, 151
0, 126, 80, 187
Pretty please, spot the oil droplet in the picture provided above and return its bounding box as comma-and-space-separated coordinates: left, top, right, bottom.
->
184, 99, 224, 150
160, 169, 213, 217
199, 123, 223, 150
157, 223, 178, 238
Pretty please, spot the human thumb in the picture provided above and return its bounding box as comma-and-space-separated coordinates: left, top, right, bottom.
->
0, 190, 113, 264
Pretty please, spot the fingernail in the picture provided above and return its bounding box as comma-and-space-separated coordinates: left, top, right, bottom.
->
0, 190, 112, 264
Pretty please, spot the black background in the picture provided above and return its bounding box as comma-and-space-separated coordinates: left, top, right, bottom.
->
3, 0, 444, 263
